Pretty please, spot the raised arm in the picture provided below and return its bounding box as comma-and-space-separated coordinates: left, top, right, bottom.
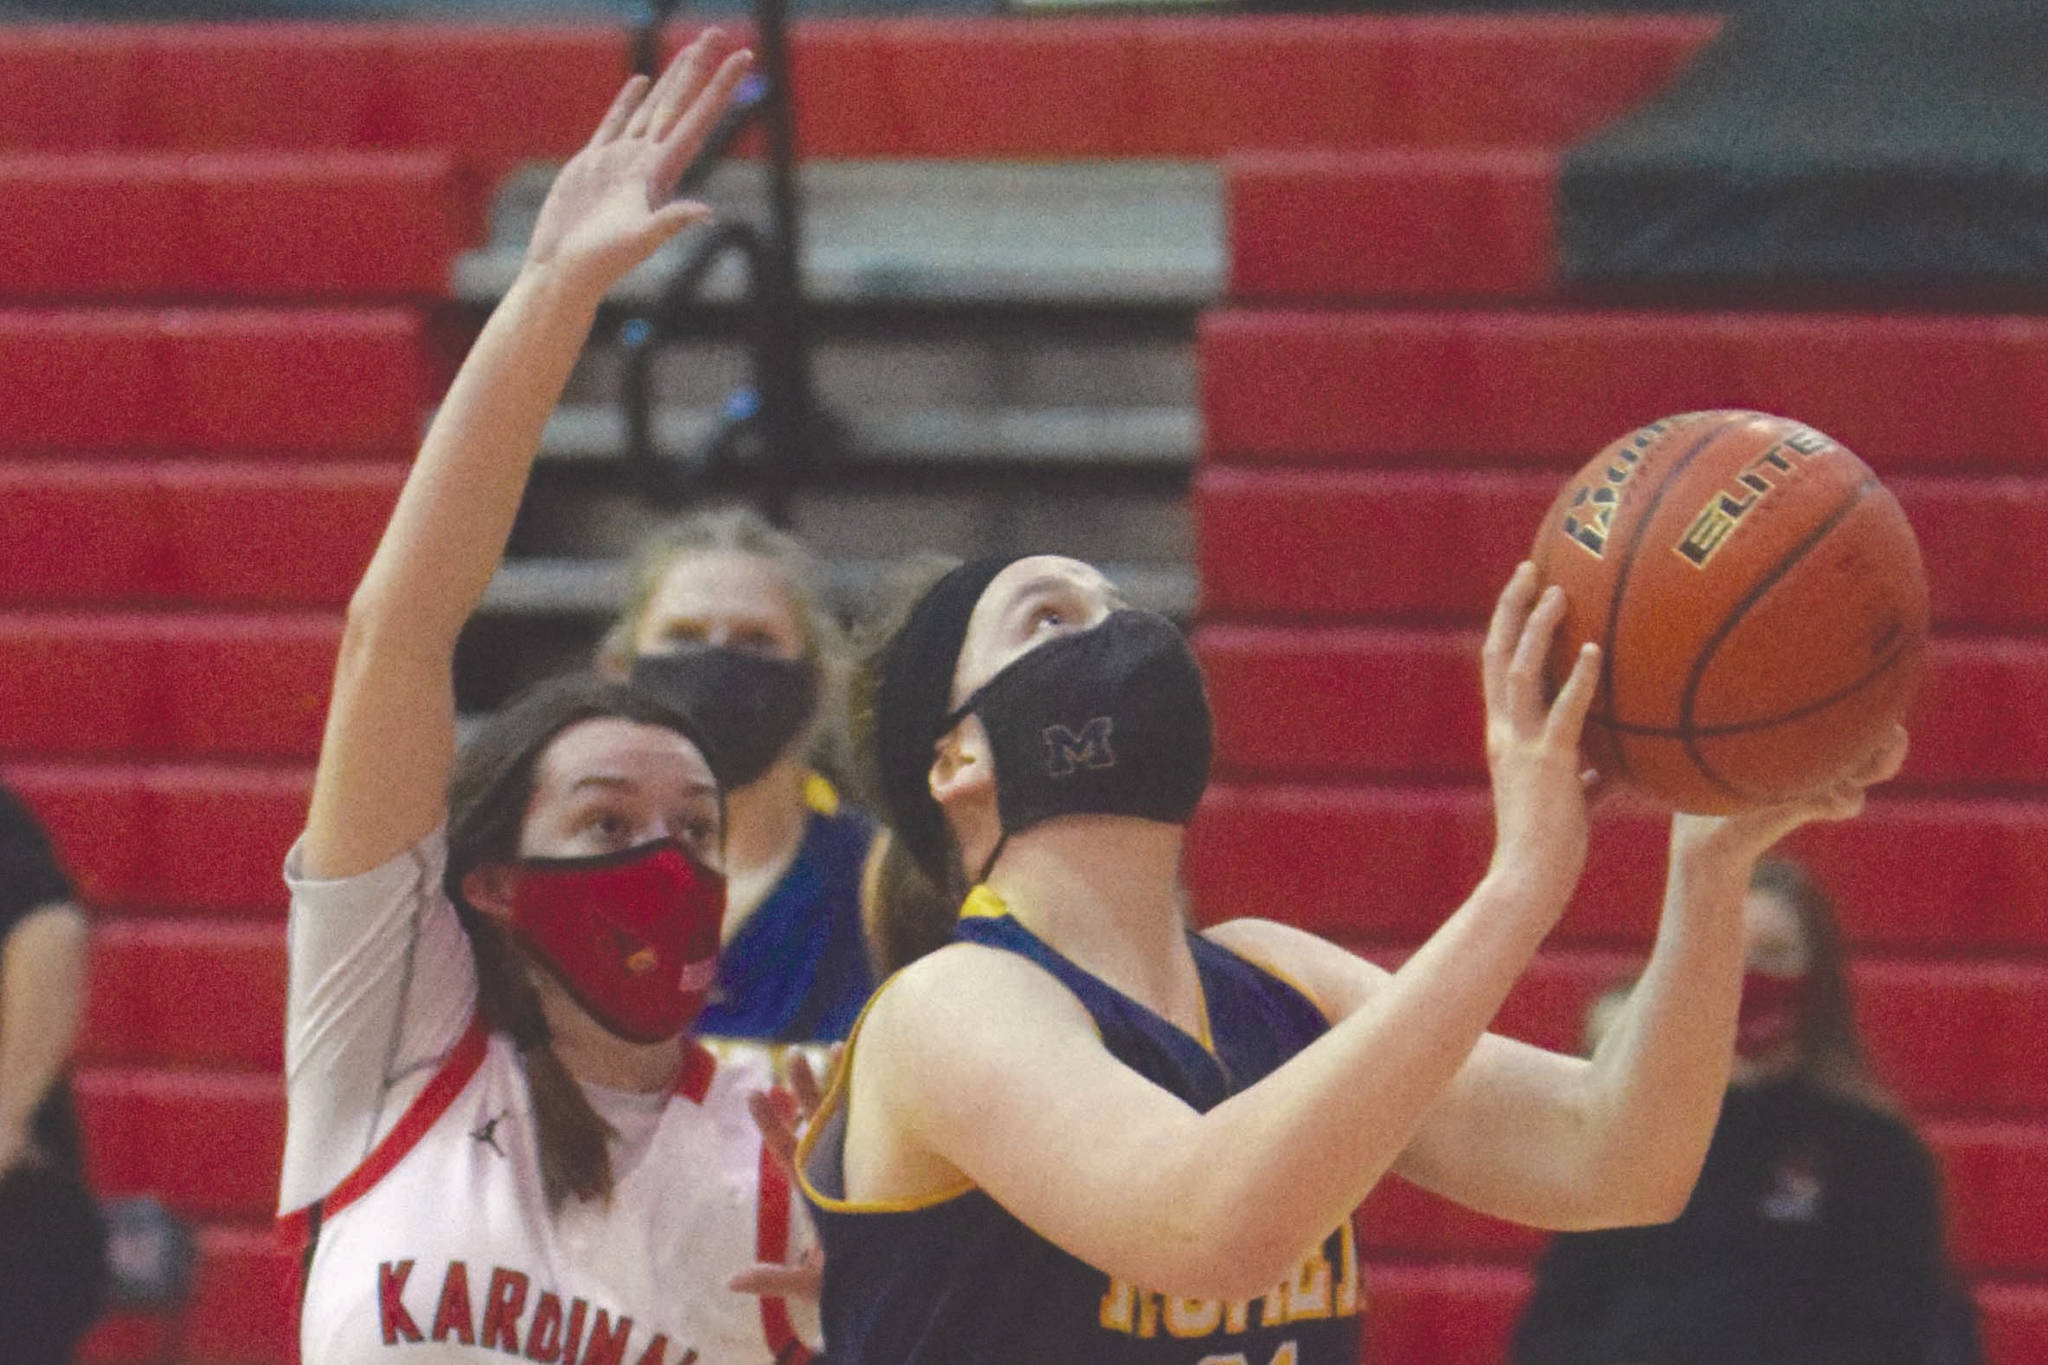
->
300, 35, 753, 880
843, 566, 1605, 1300
1223, 733, 1908, 1234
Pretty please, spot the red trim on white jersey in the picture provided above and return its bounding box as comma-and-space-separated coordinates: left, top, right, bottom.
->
675, 1035, 719, 1104
279, 1013, 492, 1251
755, 1121, 815, 1365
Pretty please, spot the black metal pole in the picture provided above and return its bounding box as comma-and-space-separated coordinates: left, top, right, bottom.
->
631, 0, 679, 79
749, 0, 816, 527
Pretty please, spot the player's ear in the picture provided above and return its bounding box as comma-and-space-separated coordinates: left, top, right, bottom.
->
462, 863, 519, 924
929, 715, 993, 807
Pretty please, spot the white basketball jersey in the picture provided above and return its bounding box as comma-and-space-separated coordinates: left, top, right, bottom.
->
291, 1019, 817, 1365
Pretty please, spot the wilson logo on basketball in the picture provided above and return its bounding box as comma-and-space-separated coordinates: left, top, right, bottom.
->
1675, 426, 1833, 569
1559, 419, 1668, 558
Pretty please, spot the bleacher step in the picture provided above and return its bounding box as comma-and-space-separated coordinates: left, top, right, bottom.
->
540, 401, 1196, 469
1195, 466, 2048, 632
1200, 310, 2048, 471
1188, 784, 2048, 952
483, 555, 1194, 621
1196, 626, 2048, 793
0, 150, 477, 303
0, 308, 428, 458
7, 761, 307, 916
460, 160, 1222, 311
1228, 148, 1559, 302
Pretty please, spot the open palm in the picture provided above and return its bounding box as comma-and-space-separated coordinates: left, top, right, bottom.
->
525, 31, 754, 291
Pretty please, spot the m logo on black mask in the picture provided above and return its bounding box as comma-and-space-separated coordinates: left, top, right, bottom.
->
1043, 718, 1116, 777
945, 611, 1211, 870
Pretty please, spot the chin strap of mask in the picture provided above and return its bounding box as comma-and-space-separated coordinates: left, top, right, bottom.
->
974, 832, 1011, 889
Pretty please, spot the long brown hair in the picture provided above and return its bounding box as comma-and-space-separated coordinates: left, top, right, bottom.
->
1749, 855, 1898, 1110
443, 673, 718, 1212
847, 555, 970, 972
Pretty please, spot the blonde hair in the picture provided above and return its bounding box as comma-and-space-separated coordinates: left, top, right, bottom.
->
599, 506, 851, 779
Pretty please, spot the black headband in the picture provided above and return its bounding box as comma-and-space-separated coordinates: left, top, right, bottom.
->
875, 555, 1024, 884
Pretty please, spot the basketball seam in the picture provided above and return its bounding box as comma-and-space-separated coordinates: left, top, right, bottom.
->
1589, 644, 1910, 738
1677, 476, 1878, 801
1596, 412, 1752, 785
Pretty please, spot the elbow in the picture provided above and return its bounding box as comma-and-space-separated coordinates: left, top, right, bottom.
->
337, 592, 455, 677
1630, 1162, 1702, 1226
1138, 1193, 1340, 1303
1549, 1153, 1700, 1232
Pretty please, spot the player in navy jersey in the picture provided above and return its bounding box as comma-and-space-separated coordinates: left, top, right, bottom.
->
600, 508, 876, 1044
798, 553, 1908, 1365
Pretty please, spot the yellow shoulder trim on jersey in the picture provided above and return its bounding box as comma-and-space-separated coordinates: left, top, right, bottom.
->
1190, 967, 1216, 1053
958, 884, 1008, 921
961, 884, 1211, 1052
803, 772, 840, 817
794, 969, 978, 1217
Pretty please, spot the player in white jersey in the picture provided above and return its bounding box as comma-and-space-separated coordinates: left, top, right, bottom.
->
279, 34, 817, 1365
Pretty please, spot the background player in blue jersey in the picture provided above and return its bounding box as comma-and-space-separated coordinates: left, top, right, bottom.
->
603, 509, 877, 1043
798, 552, 1907, 1365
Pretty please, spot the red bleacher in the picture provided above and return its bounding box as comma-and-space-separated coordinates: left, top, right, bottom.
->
1191, 8, 2048, 1360
3, 13, 2038, 1364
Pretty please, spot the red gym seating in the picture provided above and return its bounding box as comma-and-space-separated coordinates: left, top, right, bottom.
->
3, 15, 2035, 1363
0, 152, 475, 301
0, 463, 401, 608
0, 309, 429, 455
1199, 628, 2048, 790
9, 762, 307, 915
1229, 150, 1560, 302
1201, 311, 2048, 471
81, 920, 284, 1071
1195, 467, 2048, 631
0, 17, 1713, 162
1190, 14, 2048, 1355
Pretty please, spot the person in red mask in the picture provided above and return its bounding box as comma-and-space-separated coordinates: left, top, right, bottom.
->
1512, 857, 1981, 1365
280, 34, 817, 1365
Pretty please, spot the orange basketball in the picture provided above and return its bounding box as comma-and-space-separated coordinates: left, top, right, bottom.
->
1530, 411, 1929, 814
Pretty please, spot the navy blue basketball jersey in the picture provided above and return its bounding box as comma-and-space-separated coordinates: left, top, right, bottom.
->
799, 887, 1363, 1365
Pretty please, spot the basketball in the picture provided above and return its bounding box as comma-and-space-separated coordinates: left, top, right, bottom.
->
1530, 411, 1929, 814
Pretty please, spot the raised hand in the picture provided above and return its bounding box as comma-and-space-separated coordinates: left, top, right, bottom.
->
1481, 562, 1603, 918
523, 31, 754, 295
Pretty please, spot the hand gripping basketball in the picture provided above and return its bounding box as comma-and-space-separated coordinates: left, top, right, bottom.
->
1481, 562, 1604, 919
522, 31, 755, 293
1674, 723, 1910, 867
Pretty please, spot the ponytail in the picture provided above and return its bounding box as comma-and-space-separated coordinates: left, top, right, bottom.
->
859, 827, 961, 978
464, 912, 615, 1212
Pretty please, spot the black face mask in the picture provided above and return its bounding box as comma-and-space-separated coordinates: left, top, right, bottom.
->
945, 610, 1212, 877
631, 646, 818, 790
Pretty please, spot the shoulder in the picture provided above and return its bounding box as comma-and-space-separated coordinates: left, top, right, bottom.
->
854, 942, 1101, 1092
286, 825, 449, 907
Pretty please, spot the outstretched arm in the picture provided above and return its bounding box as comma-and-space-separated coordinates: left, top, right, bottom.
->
300, 35, 753, 880
1226, 731, 1907, 1232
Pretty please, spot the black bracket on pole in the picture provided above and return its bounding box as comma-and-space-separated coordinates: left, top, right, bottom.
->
619, 0, 828, 525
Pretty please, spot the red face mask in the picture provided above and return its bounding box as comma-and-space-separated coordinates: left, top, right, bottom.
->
1735, 970, 1809, 1060
509, 839, 726, 1044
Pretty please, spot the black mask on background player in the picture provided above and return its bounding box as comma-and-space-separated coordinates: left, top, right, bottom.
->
944, 610, 1212, 875
630, 646, 817, 791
